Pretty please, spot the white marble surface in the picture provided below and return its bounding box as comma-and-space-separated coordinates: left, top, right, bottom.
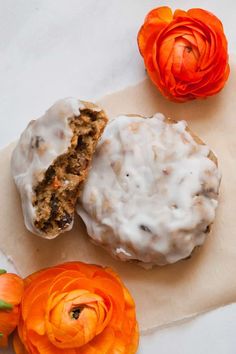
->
1, 1, 236, 353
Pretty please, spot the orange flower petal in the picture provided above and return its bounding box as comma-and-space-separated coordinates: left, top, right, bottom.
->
25, 292, 47, 335
187, 8, 224, 31
79, 327, 115, 354
0, 306, 19, 347
174, 9, 188, 18
158, 36, 175, 72
30, 331, 70, 354
62, 278, 94, 293
0, 335, 8, 348
13, 332, 28, 354
0, 273, 23, 305
138, 22, 167, 56
145, 6, 173, 23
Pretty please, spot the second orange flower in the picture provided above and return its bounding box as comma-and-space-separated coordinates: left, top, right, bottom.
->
14, 262, 139, 354
138, 6, 230, 102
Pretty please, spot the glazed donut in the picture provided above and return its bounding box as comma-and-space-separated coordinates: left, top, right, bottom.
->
11, 98, 107, 238
77, 113, 221, 266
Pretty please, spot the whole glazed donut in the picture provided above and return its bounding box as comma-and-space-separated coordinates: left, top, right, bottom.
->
77, 113, 221, 266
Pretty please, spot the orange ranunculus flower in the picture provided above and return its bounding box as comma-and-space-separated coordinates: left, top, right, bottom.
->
14, 262, 139, 354
0, 270, 24, 347
138, 6, 230, 102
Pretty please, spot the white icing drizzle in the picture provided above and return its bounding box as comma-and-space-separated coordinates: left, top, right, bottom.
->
11, 98, 85, 238
77, 114, 221, 266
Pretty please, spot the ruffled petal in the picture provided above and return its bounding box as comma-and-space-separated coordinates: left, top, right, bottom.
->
13, 332, 28, 354
187, 8, 224, 31
145, 6, 173, 23
0, 274, 23, 305
0, 306, 19, 346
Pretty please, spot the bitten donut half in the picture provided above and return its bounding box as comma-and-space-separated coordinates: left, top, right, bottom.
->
77, 114, 221, 266
11, 98, 108, 238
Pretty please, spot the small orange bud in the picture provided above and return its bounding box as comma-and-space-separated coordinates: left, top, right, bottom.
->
0, 272, 24, 347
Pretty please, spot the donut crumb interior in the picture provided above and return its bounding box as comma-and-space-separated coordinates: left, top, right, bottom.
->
32, 108, 107, 237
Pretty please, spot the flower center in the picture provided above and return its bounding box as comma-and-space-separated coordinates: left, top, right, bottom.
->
185, 46, 192, 53
70, 307, 83, 320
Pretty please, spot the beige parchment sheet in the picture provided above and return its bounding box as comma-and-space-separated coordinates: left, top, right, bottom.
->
1, 59, 236, 334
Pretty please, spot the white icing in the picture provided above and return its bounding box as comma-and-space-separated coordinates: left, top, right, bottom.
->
77, 114, 221, 266
11, 98, 85, 238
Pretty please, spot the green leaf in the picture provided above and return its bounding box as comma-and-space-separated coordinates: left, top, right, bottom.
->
0, 269, 6, 274
0, 299, 13, 311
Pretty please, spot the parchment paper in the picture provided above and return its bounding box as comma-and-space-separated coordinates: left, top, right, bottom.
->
1, 58, 236, 334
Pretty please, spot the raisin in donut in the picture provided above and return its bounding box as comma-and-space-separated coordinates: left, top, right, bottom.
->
11, 98, 108, 238
77, 114, 221, 266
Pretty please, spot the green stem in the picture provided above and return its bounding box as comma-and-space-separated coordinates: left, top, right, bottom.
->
0, 299, 13, 311
0, 269, 6, 274
0, 332, 3, 337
